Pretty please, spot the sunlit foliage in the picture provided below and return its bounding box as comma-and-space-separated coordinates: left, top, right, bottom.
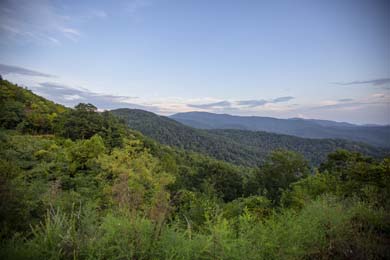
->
1, 79, 389, 259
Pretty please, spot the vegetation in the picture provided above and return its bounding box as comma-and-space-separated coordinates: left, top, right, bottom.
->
112, 108, 388, 166
171, 111, 390, 148
1, 79, 389, 259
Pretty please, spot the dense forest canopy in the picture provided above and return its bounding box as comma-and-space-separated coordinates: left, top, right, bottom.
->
171, 111, 390, 148
0, 79, 389, 259
112, 108, 388, 166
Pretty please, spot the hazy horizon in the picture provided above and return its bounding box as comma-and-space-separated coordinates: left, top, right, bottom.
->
1, 0, 389, 124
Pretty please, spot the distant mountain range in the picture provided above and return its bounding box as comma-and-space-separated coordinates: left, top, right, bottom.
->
112, 109, 388, 166
170, 112, 390, 148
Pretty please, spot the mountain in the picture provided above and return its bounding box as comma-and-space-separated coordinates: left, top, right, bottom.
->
1, 77, 385, 168
170, 112, 390, 148
112, 108, 387, 166
1, 80, 389, 260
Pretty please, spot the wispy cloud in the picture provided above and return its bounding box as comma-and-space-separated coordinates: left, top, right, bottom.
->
0, 0, 74, 44
23, 77, 297, 115
0, 0, 153, 45
237, 97, 294, 107
59, 27, 81, 41
32, 82, 159, 111
333, 78, 390, 86
272, 96, 294, 103
338, 98, 354, 102
0, 64, 55, 78
2, 64, 388, 124
11, 78, 390, 124
308, 101, 389, 112
47, 36, 60, 45
0, 1, 112, 45
188, 100, 232, 109
236, 100, 268, 107
308, 94, 389, 111
187, 96, 295, 110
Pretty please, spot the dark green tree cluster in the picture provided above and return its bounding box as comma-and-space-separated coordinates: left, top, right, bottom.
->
54, 103, 127, 149
0, 79, 65, 133
112, 109, 388, 166
0, 79, 389, 259
0, 79, 128, 150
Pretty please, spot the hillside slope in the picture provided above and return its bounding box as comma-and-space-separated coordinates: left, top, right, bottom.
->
170, 112, 390, 148
112, 109, 387, 166
1, 81, 389, 259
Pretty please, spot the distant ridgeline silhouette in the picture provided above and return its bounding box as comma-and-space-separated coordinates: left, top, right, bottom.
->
170, 111, 390, 149
111, 108, 388, 166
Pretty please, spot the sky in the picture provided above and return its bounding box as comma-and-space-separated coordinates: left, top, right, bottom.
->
0, 0, 389, 125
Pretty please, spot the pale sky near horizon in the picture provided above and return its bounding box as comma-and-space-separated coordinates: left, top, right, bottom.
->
0, 0, 389, 124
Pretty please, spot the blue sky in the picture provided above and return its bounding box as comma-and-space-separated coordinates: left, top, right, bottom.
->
0, 0, 389, 124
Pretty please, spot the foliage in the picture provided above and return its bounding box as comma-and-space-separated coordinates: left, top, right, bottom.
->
171, 111, 390, 148
112, 108, 388, 166
0, 79, 65, 133
0, 80, 389, 259
55, 105, 127, 149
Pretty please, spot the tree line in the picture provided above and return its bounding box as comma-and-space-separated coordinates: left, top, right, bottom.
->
0, 79, 389, 259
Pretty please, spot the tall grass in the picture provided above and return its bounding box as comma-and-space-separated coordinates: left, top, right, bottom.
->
1, 195, 388, 259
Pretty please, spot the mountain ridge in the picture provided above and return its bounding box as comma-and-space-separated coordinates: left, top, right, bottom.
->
170, 111, 390, 148
112, 108, 388, 166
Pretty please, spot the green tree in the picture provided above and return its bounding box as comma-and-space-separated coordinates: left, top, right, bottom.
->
261, 149, 310, 204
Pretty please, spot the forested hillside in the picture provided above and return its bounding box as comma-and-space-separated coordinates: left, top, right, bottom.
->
112, 108, 387, 166
171, 111, 390, 148
1, 79, 389, 259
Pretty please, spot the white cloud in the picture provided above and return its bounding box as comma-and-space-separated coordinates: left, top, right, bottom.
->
59, 27, 81, 41
372, 93, 385, 98
0, 0, 73, 45
2, 63, 389, 124
0, 64, 55, 77
0, 0, 152, 45
0, 1, 108, 45
47, 36, 60, 45
63, 94, 83, 101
